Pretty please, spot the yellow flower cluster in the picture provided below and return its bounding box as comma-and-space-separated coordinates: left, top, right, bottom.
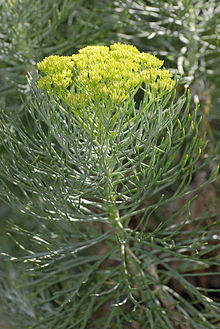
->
37, 43, 175, 110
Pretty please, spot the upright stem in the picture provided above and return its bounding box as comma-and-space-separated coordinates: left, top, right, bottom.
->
105, 165, 146, 290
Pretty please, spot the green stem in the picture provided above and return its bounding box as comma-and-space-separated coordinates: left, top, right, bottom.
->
106, 168, 146, 290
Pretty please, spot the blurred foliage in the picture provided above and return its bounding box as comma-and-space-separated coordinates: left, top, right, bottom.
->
115, 0, 220, 142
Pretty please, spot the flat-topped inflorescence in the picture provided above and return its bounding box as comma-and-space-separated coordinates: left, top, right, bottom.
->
37, 43, 175, 111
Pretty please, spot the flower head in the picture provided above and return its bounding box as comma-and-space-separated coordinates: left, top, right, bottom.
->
37, 43, 175, 111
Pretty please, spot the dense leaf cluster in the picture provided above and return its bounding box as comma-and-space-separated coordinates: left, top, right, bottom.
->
0, 79, 219, 328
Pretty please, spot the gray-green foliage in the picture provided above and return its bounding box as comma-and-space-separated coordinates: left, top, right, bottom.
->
0, 76, 219, 328
0, 0, 220, 328
0, 0, 124, 325
115, 0, 220, 141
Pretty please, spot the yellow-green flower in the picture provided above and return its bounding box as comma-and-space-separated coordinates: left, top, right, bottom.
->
37, 43, 175, 111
